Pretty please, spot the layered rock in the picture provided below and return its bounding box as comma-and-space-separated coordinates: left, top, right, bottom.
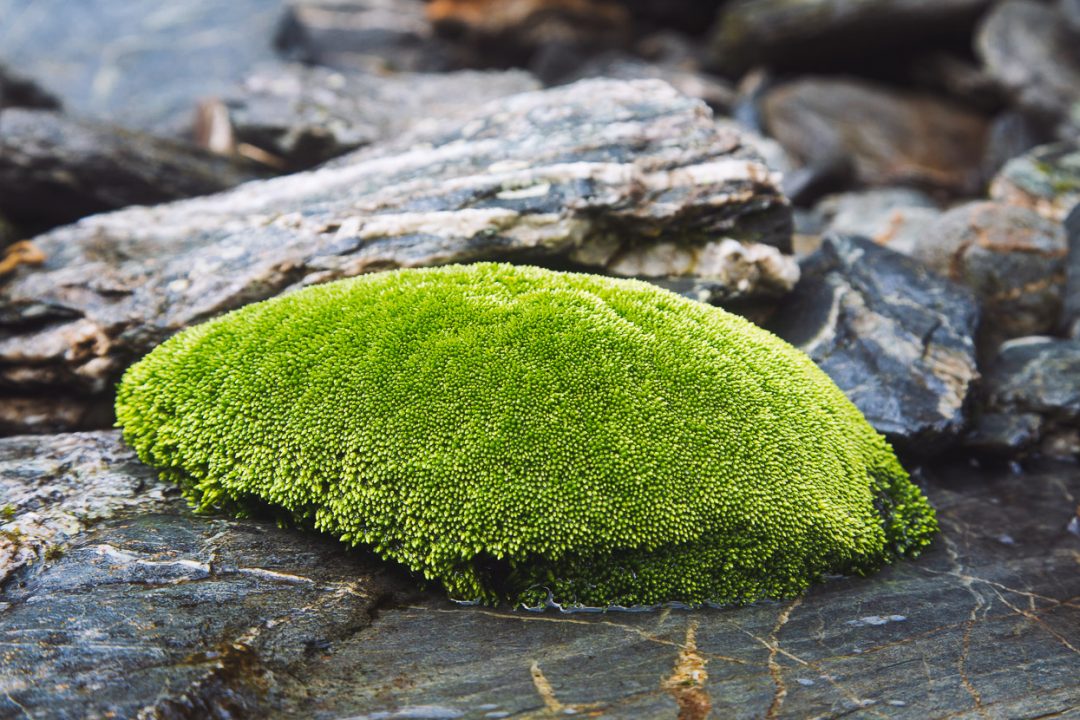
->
0, 109, 265, 229
768, 235, 979, 453
968, 337, 1080, 458
0, 79, 794, 434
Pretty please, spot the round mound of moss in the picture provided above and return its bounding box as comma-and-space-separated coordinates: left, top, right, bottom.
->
116, 262, 936, 608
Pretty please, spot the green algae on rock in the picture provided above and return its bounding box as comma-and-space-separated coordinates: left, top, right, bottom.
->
115, 263, 936, 608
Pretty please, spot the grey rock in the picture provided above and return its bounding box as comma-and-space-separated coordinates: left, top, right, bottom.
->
710, 0, 990, 76
971, 336, 1080, 458
0, 0, 287, 136
769, 235, 979, 453
280, 0, 474, 73
0, 108, 266, 228
761, 77, 989, 196
980, 111, 1048, 181
990, 141, 1080, 224
964, 411, 1043, 456
812, 188, 942, 256
1065, 204, 1080, 338
1064, 0, 1080, 32
0, 79, 795, 435
205, 64, 539, 171
976, 0, 1080, 128
912, 201, 1067, 345
3, 430, 1078, 718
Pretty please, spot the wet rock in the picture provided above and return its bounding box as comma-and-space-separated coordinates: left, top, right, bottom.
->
201, 64, 539, 170
710, 0, 990, 76
811, 188, 941, 256
761, 77, 989, 196
990, 141, 1080, 224
0, 0, 288, 136
280, 0, 473, 73
768, 235, 980, 453
970, 337, 1080, 458
0, 79, 794, 435
0, 109, 266, 229
1064, 204, 1080, 338
0, 431, 418, 719
0, 63, 59, 110
976, 0, 1080, 130
912, 202, 1067, 345
4, 431, 1078, 718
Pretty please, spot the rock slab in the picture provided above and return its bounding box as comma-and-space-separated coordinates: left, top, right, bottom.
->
0, 79, 795, 435
769, 235, 980, 453
2, 431, 1077, 718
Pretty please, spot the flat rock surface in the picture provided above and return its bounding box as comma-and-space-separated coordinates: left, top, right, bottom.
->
2, 431, 1078, 719
0, 78, 794, 435
768, 235, 979, 454
0, 0, 288, 136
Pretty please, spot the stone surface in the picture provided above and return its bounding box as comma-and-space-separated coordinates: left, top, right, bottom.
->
566, 53, 734, 111
969, 336, 1080, 458
0, 0, 287, 136
202, 64, 538, 170
912, 202, 1068, 345
710, 0, 990, 76
768, 235, 980, 453
0, 79, 794, 435
761, 77, 989, 196
2, 430, 1078, 718
280, 0, 473, 73
990, 141, 1080, 224
976, 0, 1080, 128
812, 188, 942, 256
0, 108, 265, 229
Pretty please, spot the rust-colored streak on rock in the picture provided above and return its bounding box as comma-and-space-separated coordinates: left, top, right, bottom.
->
663, 621, 712, 720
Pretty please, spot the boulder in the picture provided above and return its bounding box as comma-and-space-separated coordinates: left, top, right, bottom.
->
0, 79, 794, 435
0, 109, 265, 229
1064, 204, 1080, 338
912, 202, 1067, 346
811, 188, 941, 256
990, 141, 1080, 224
201, 64, 539, 170
768, 235, 979, 454
760, 77, 988, 196
969, 337, 1080, 458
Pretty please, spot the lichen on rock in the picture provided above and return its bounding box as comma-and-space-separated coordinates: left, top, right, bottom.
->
115, 263, 936, 608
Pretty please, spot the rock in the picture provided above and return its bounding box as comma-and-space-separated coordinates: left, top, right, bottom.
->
200, 64, 539, 170
0, 79, 794, 435
980, 111, 1048, 181
1065, 205, 1080, 338
710, 0, 990, 76
280, 0, 473, 73
912, 202, 1067, 345
990, 141, 1080, 224
811, 188, 942, 256
0, 0, 288, 136
908, 52, 1005, 112
970, 337, 1080, 458
0, 109, 266, 229
566, 53, 734, 111
3, 430, 1078, 718
976, 0, 1080, 130
761, 77, 989, 196
0, 63, 59, 110
768, 235, 980, 453
1065, 0, 1080, 32
426, 0, 631, 73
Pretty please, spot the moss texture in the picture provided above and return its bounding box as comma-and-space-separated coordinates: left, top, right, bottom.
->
116, 262, 936, 608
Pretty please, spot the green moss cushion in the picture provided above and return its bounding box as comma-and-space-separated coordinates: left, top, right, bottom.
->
116, 262, 936, 608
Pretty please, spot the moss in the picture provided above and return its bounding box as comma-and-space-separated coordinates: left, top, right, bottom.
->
116, 263, 936, 608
